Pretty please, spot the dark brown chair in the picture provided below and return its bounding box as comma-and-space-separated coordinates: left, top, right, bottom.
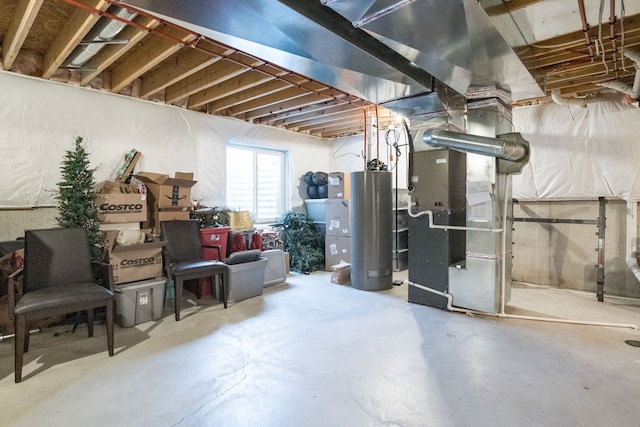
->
8, 228, 115, 383
161, 220, 228, 321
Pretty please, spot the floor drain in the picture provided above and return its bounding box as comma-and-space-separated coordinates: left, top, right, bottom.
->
625, 340, 640, 347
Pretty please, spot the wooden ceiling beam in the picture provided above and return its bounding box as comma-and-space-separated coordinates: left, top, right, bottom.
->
256, 97, 360, 124
483, 0, 543, 17
164, 51, 259, 103
274, 102, 367, 127
295, 110, 365, 132
42, 0, 109, 79
188, 69, 273, 108
207, 79, 293, 112
2, 0, 44, 71
109, 24, 196, 94
225, 86, 311, 115
243, 90, 347, 121
139, 46, 223, 99
165, 60, 248, 104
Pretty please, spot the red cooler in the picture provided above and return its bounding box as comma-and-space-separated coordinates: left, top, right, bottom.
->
199, 227, 230, 261
192, 227, 230, 299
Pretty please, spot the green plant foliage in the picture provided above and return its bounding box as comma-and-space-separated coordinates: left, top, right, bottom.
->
274, 211, 324, 274
190, 202, 233, 228
55, 136, 105, 263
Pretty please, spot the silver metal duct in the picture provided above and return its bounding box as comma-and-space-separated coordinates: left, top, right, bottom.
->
64, 6, 137, 69
122, 0, 543, 104
422, 129, 528, 162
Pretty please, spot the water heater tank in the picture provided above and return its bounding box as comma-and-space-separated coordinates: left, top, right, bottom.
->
350, 171, 393, 291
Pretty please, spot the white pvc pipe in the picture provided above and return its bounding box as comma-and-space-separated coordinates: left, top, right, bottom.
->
407, 280, 638, 330
598, 81, 638, 97
408, 208, 503, 233
550, 90, 589, 107
499, 177, 510, 314
597, 50, 640, 99
623, 50, 640, 96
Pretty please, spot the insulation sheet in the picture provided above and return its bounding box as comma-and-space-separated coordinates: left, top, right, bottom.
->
0, 71, 329, 209
513, 97, 640, 201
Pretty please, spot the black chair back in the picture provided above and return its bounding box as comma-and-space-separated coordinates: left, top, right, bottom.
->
161, 220, 201, 263
24, 228, 94, 291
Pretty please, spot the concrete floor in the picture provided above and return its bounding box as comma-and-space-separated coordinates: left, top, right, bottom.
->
1, 271, 640, 427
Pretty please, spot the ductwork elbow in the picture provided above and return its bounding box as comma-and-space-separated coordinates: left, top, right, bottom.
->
623, 49, 640, 67
597, 81, 639, 99
596, 50, 640, 99
550, 90, 588, 107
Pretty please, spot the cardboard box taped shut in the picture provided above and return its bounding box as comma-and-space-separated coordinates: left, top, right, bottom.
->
95, 181, 147, 223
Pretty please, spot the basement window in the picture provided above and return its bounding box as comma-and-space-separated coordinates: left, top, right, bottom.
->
226, 144, 289, 224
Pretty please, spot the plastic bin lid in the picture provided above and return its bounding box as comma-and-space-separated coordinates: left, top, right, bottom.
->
226, 249, 262, 265
114, 276, 167, 292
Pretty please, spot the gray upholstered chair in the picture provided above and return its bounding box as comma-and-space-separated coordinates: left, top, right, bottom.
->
8, 228, 115, 383
161, 220, 228, 321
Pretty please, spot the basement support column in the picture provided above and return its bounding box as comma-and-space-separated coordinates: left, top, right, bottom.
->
596, 197, 606, 302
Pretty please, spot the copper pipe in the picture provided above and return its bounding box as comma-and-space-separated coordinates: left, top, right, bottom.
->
363, 109, 367, 168
375, 105, 380, 162
610, 0, 618, 72
578, 0, 595, 61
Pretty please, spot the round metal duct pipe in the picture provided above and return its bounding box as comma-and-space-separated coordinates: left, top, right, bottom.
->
422, 129, 527, 161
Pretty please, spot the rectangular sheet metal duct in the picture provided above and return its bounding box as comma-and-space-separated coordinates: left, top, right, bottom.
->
122, 0, 543, 105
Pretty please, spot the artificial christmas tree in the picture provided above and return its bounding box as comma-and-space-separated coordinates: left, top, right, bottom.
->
56, 136, 104, 263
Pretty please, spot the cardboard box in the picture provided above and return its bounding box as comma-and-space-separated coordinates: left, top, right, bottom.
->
105, 231, 165, 285
134, 172, 197, 209
95, 181, 147, 224
326, 199, 350, 236
325, 235, 350, 271
147, 207, 192, 234
330, 261, 351, 285
328, 172, 350, 199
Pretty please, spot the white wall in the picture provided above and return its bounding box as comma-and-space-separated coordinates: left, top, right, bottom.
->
512, 199, 640, 299
3, 69, 640, 298
329, 127, 410, 191
0, 71, 330, 240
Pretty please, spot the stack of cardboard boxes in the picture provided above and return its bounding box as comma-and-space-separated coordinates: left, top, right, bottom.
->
95, 171, 196, 327
324, 172, 351, 271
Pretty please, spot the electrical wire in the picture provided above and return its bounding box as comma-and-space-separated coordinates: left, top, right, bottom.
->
402, 118, 415, 192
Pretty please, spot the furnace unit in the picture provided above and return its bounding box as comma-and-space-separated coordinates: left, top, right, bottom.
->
407, 148, 466, 309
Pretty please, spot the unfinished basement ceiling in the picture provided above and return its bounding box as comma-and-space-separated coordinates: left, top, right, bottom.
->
1, 1, 639, 138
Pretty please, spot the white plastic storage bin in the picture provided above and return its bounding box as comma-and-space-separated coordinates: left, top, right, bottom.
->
304, 199, 327, 222
262, 249, 287, 287
227, 257, 268, 302
114, 277, 166, 327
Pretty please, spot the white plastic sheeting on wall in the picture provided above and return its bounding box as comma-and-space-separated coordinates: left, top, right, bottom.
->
0, 71, 330, 209
512, 96, 640, 201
